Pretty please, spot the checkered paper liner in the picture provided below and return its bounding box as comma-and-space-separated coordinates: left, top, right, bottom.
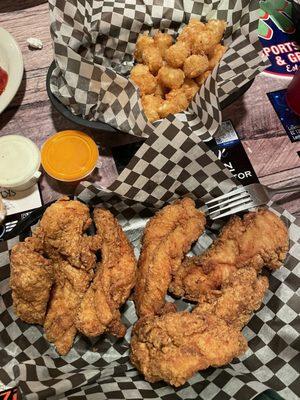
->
49, 0, 269, 138
0, 187, 299, 400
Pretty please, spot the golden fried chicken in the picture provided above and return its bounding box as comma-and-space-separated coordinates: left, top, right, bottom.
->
153, 32, 173, 58
194, 268, 269, 330
169, 209, 288, 301
130, 64, 157, 95
130, 312, 247, 386
10, 236, 53, 325
131, 267, 268, 387
157, 65, 185, 90
134, 198, 206, 317
75, 208, 136, 337
164, 41, 191, 68
44, 260, 92, 355
38, 197, 100, 270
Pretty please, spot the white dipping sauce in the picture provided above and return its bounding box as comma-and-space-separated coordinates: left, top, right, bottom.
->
0, 135, 41, 191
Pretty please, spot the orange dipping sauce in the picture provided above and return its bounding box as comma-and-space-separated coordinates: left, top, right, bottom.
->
41, 130, 99, 182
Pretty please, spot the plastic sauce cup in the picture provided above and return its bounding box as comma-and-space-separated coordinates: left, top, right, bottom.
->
41, 130, 99, 182
0, 135, 41, 191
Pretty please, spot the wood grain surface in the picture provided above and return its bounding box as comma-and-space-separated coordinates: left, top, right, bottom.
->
1, 0, 300, 215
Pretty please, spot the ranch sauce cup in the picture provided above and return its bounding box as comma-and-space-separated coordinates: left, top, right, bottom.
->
0, 135, 41, 191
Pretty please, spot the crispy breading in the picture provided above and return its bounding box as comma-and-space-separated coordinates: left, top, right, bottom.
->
75, 209, 137, 337
134, 198, 206, 317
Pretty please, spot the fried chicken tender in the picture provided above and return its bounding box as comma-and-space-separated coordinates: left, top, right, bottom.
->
208, 44, 227, 70
134, 198, 206, 317
164, 41, 190, 68
44, 260, 92, 355
153, 32, 173, 59
10, 237, 53, 325
157, 65, 185, 89
130, 312, 247, 386
195, 70, 211, 86
194, 268, 269, 330
158, 88, 189, 118
142, 45, 163, 75
169, 209, 288, 301
181, 78, 199, 101
75, 209, 137, 337
141, 94, 163, 122
183, 54, 209, 78
130, 64, 157, 95
39, 197, 99, 270
134, 34, 155, 62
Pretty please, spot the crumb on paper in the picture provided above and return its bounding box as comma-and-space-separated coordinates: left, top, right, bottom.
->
27, 38, 43, 50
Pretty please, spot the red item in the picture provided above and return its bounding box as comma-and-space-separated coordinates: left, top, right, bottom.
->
0, 67, 8, 95
286, 71, 300, 116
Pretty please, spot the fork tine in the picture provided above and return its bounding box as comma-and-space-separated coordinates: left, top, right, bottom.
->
205, 186, 246, 205
208, 193, 253, 215
210, 200, 255, 220
207, 191, 251, 211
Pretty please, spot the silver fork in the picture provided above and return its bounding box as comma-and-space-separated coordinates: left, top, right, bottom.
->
203, 182, 300, 220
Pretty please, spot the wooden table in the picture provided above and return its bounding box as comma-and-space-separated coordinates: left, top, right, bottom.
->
1, 0, 300, 216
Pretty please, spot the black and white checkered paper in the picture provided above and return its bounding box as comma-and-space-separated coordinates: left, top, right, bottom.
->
48, 0, 270, 204
0, 189, 299, 400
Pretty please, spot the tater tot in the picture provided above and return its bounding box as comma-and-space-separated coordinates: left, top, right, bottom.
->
164, 41, 191, 68
141, 94, 163, 122
154, 32, 173, 58
191, 30, 220, 54
177, 19, 206, 45
158, 88, 189, 118
181, 78, 199, 101
206, 20, 227, 42
130, 64, 157, 95
142, 45, 163, 75
183, 54, 209, 78
208, 44, 227, 70
195, 70, 211, 86
155, 81, 166, 97
134, 34, 155, 62
157, 66, 185, 90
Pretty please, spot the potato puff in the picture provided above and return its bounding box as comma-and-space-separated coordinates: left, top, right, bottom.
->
208, 44, 227, 70
164, 41, 190, 69
158, 88, 189, 118
134, 34, 154, 62
153, 32, 173, 58
155, 81, 166, 97
130, 64, 157, 95
206, 20, 227, 43
142, 94, 163, 122
178, 19, 206, 45
183, 54, 209, 78
181, 78, 199, 101
142, 45, 163, 75
195, 70, 211, 86
191, 29, 220, 55
157, 66, 185, 90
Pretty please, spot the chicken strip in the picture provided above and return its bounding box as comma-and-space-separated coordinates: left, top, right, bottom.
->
38, 197, 100, 270
169, 209, 288, 301
75, 209, 137, 337
10, 236, 53, 325
194, 267, 269, 330
130, 312, 247, 387
44, 260, 93, 355
134, 198, 206, 317
131, 268, 268, 387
